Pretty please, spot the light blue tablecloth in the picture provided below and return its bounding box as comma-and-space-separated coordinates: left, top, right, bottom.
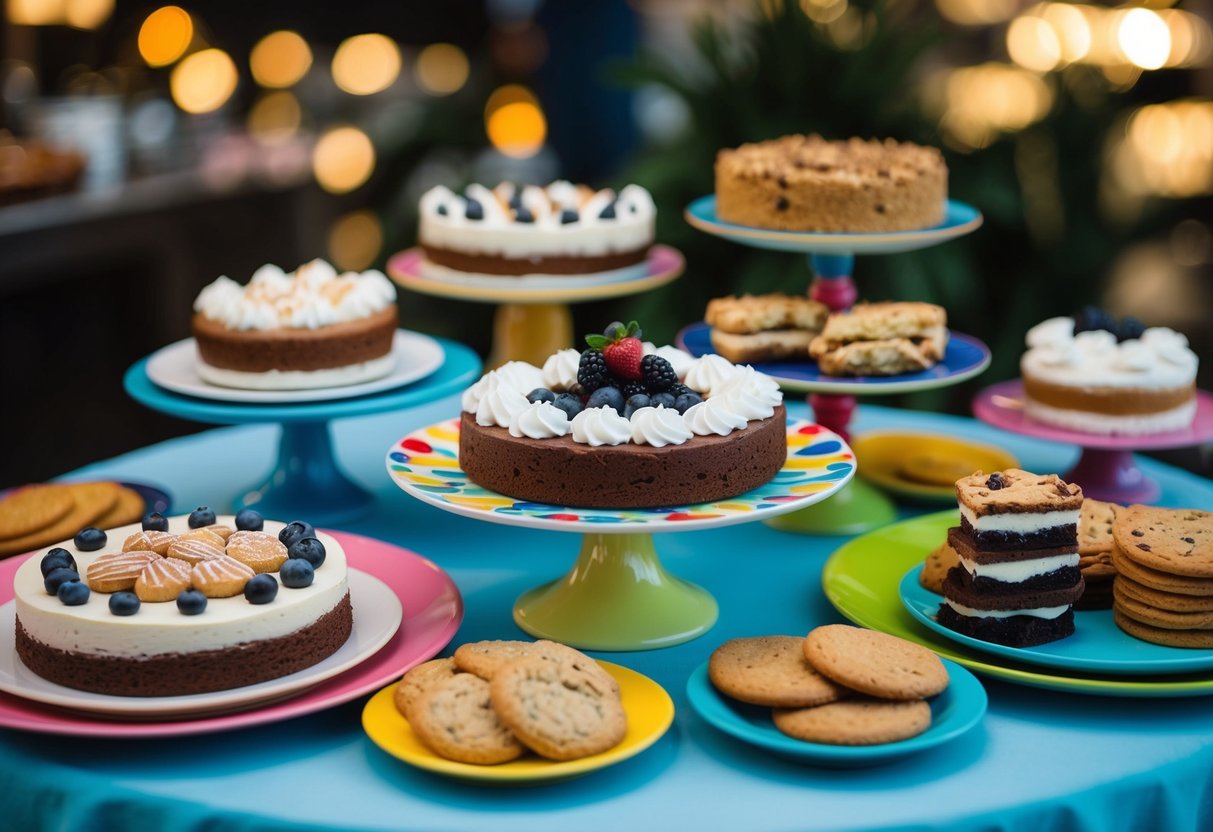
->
3, 398, 1212, 832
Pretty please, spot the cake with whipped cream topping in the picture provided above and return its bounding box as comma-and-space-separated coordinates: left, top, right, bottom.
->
937, 469, 1085, 647
1020, 310, 1198, 436
418, 182, 655, 281
192, 259, 398, 390
458, 321, 786, 508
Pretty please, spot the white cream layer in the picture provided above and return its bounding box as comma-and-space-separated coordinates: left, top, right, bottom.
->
1021, 318, 1197, 390
959, 553, 1079, 583
196, 353, 396, 391
14, 518, 348, 658
417, 259, 648, 285
959, 504, 1079, 534
944, 599, 1070, 620
1023, 399, 1198, 436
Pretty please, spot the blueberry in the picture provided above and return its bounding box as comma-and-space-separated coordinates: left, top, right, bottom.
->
188, 506, 217, 529
40, 548, 77, 578
288, 537, 327, 568
244, 574, 278, 605
1073, 306, 1115, 335
436, 203, 448, 216
552, 393, 583, 420
650, 392, 676, 410
142, 512, 169, 532
279, 558, 315, 589
526, 387, 556, 404
599, 201, 617, 220
986, 473, 1004, 490
108, 591, 140, 616
279, 520, 316, 548
177, 589, 207, 615
514, 206, 534, 223
465, 198, 484, 220
674, 392, 704, 414
1117, 317, 1146, 342
74, 526, 106, 551
57, 580, 90, 606
587, 386, 624, 413
235, 508, 264, 532
624, 394, 651, 419
44, 567, 80, 596
560, 209, 578, 224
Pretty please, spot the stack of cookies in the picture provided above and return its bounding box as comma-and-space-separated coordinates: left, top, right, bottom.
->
394, 640, 625, 764
0, 482, 147, 558
937, 469, 1086, 647
1076, 499, 1120, 610
709, 625, 949, 746
705, 293, 828, 363
808, 302, 948, 377
1111, 506, 1213, 648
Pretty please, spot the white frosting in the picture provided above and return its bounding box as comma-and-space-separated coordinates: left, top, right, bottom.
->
629, 405, 692, 447
475, 376, 530, 427
1024, 398, 1198, 436
959, 504, 1079, 533
959, 553, 1079, 583
944, 599, 1070, 620
509, 401, 570, 439
462, 361, 545, 413
196, 352, 396, 391
13, 518, 348, 658
541, 349, 582, 391
684, 354, 744, 395
712, 365, 783, 419
683, 397, 748, 437
570, 406, 632, 446
418, 181, 655, 258
1021, 317, 1198, 390
194, 259, 395, 332
643, 343, 696, 380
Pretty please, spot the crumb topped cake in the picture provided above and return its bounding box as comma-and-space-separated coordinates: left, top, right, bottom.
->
714, 135, 947, 232
418, 181, 655, 281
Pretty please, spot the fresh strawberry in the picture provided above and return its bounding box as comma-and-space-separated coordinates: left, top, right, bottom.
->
585, 321, 645, 381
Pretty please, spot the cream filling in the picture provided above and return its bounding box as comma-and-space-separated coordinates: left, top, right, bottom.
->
417, 259, 648, 285
959, 553, 1079, 583
944, 599, 1070, 620
196, 353, 396, 391
959, 504, 1079, 534
1023, 398, 1198, 436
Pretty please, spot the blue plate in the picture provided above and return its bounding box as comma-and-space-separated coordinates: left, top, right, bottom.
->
900, 565, 1213, 676
684, 196, 983, 255
678, 322, 991, 395
685, 658, 986, 767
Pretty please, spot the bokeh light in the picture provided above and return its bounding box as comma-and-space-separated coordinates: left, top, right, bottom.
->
170, 48, 238, 115
415, 43, 470, 95
247, 91, 301, 145
485, 85, 546, 158
250, 31, 312, 89
65, 0, 113, 29
1111, 100, 1213, 198
332, 34, 402, 96
1039, 3, 1091, 64
328, 210, 383, 271
1007, 16, 1062, 73
938, 63, 1053, 151
312, 126, 375, 193
1116, 9, 1171, 71
934, 0, 1018, 27
138, 6, 194, 68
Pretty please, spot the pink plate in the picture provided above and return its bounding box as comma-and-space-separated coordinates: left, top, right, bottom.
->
0, 531, 462, 738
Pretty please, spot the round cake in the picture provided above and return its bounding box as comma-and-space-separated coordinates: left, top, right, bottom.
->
191, 259, 398, 390
418, 181, 655, 281
714, 135, 947, 232
13, 513, 352, 696
458, 322, 788, 508
1020, 311, 1198, 436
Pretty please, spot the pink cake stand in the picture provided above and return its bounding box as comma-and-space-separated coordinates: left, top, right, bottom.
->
973, 380, 1213, 503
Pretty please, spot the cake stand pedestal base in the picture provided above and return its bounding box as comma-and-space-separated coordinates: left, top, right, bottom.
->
513, 532, 718, 651
489, 303, 573, 369
1065, 448, 1159, 504
765, 477, 897, 536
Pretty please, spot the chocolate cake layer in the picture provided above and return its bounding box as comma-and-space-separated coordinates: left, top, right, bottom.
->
946, 562, 1083, 594
959, 516, 1077, 551
943, 568, 1083, 611
423, 244, 648, 276
948, 526, 1076, 564
458, 406, 787, 509
937, 604, 1075, 647
14, 593, 353, 696
193, 306, 397, 373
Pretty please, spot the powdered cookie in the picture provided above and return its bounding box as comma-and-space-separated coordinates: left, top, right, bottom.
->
191, 555, 254, 598
225, 531, 288, 574
1115, 575, 1213, 613
491, 656, 626, 761
167, 538, 225, 565
134, 556, 192, 603
179, 527, 226, 548
919, 541, 959, 594
86, 551, 159, 593
409, 673, 525, 765
1079, 499, 1119, 556
1114, 608, 1213, 648
200, 524, 234, 541
709, 636, 848, 708
94, 486, 146, 530
453, 639, 619, 695
1113, 505, 1213, 577
1111, 546, 1213, 596
0, 485, 73, 540
123, 530, 177, 555
805, 624, 949, 700
0, 481, 121, 557
773, 697, 932, 746
394, 658, 462, 719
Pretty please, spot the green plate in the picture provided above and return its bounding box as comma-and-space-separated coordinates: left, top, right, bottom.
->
822, 511, 1213, 697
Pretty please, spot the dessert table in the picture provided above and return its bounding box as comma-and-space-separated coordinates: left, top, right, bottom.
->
2, 396, 1213, 832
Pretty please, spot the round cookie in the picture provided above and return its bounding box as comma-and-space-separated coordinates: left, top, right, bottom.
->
1111, 547, 1213, 596
804, 624, 949, 700
1079, 499, 1119, 556
1115, 575, 1213, 614
409, 673, 526, 765
1114, 586, 1213, 630
0, 481, 121, 558
1113, 506, 1213, 578
1113, 608, 1213, 649
490, 656, 626, 761
773, 698, 932, 746
708, 636, 848, 708
453, 639, 619, 696
225, 531, 289, 574
919, 541, 959, 595
94, 486, 147, 530
0, 485, 73, 540
393, 658, 462, 719
1079, 551, 1117, 581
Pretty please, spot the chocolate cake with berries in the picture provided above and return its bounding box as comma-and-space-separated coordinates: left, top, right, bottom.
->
458, 321, 787, 508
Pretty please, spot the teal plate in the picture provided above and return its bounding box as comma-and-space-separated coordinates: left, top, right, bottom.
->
901, 565, 1213, 677
685, 659, 987, 767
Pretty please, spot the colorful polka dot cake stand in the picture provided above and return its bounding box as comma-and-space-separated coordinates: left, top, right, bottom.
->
385, 418, 855, 651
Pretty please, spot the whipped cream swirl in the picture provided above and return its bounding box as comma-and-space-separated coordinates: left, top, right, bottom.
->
570, 406, 632, 446
684, 354, 743, 395
712, 365, 782, 419
1021, 316, 1199, 388
462, 362, 545, 412
541, 349, 581, 391
475, 377, 530, 427
683, 397, 749, 437
509, 401, 570, 439
630, 405, 692, 447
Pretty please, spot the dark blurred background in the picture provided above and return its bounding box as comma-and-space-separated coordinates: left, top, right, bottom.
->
1, 0, 1210, 485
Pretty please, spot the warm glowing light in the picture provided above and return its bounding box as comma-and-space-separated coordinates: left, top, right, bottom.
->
1117, 9, 1171, 71
138, 6, 194, 68
1160, 9, 1213, 68
933, 0, 1018, 26
485, 83, 537, 114
487, 103, 546, 158
7, 0, 63, 25
170, 48, 238, 115
328, 210, 383, 271
1114, 100, 1213, 198
332, 34, 401, 96
939, 63, 1053, 151
65, 0, 113, 29
800, 0, 847, 25
247, 91, 301, 144
250, 31, 312, 89
1040, 3, 1091, 63
1007, 16, 1062, 72
415, 43, 470, 95
312, 126, 375, 193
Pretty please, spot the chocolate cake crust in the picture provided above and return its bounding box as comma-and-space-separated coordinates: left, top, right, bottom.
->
948, 527, 1077, 564
936, 604, 1075, 647
942, 569, 1084, 611
959, 517, 1078, 551
422, 245, 648, 276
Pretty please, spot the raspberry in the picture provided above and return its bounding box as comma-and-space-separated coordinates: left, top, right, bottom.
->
641, 355, 677, 393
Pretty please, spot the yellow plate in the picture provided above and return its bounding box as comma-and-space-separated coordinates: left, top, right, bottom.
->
361, 661, 674, 783
851, 431, 1018, 504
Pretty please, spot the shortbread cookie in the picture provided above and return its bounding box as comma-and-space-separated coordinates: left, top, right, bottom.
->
709, 636, 848, 708
0, 481, 122, 557
202, 524, 235, 541
1111, 546, 1213, 596
225, 531, 288, 574
705, 293, 828, 334
394, 658, 462, 719
191, 555, 254, 598
123, 530, 177, 555
491, 656, 626, 761
86, 551, 159, 593
1113, 608, 1213, 648
167, 538, 225, 565
453, 639, 619, 695
811, 332, 948, 377
409, 673, 525, 765
1115, 575, 1213, 613
709, 328, 816, 363
94, 486, 146, 530
0, 485, 73, 540
804, 624, 949, 700
134, 556, 191, 603
179, 527, 227, 548
1079, 499, 1119, 556
1113, 506, 1213, 578
919, 541, 959, 595
773, 697, 932, 746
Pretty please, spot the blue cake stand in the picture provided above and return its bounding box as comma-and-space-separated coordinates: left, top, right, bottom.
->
124, 337, 480, 524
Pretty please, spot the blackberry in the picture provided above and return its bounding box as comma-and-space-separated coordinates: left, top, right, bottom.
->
668, 383, 693, 398
640, 355, 677, 393
621, 381, 647, 399
577, 350, 610, 392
